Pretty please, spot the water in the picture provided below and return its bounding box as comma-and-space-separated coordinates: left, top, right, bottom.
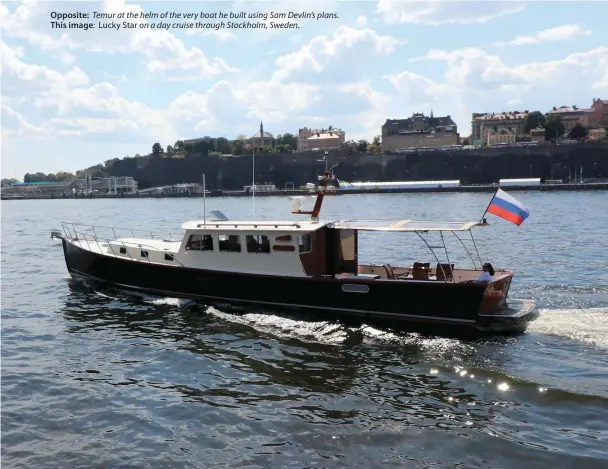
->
2, 192, 607, 468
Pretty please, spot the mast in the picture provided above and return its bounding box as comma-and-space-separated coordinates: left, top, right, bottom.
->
252, 145, 255, 218
291, 171, 333, 221
203, 173, 206, 227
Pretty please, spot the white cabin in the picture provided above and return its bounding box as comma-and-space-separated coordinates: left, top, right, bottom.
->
104, 220, 332, 277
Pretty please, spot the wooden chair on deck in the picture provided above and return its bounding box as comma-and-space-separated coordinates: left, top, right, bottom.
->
412, 262, 430, 280
383, 264, 396, 280
436, 263, 455, 282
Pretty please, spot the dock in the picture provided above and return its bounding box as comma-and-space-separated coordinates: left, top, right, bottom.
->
2, 182, 608, 200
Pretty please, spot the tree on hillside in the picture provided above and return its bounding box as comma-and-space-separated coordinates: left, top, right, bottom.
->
152, 142, 163, 156
568, 123, 588, 141
277, 133, 297, 149
174, 140, 184, 152
1, 178, 19, 187
369, 135, 381, 153
524, 111, 546, 133
215, 137, 231, 154
544, 114, 565, 141
55, 171, 75, 181
232, 139, 244, 155
166, 145, 174, 156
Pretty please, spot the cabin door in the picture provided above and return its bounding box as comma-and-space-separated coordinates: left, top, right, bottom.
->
334, 229, 358, 275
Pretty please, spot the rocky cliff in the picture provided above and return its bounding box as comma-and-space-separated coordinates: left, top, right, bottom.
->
106, 144, 608, 190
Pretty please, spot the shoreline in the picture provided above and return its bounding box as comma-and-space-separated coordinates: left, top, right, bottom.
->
3, 182, 608, 200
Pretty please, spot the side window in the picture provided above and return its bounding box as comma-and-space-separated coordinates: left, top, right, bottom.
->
246, 235, 270, 253
201, 235, 214, 251
298, 234, 312, 253
219, 234, 241, 252
186, 234, 202, 250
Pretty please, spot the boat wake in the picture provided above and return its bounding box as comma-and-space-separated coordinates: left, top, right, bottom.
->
529, 307, 608, 349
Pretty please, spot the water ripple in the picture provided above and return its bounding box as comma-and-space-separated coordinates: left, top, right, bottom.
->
2, 194, 608, 468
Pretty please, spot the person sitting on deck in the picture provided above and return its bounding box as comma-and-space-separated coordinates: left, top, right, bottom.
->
473, 263, 495, 283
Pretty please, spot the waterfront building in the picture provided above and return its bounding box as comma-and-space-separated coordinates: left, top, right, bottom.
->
249, 121, 276, 148
3, 176, 138, 197
184, 136, 218, 147
471, 111, 527, 142
588, 98, 608, 128
546, 106, 590, 133
487, 128, 517, 146
381, 112, 458, 152
297, 126, 345, 152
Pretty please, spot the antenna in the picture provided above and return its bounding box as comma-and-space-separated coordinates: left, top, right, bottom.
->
203, 174, 207, 226
252, 145, 255, 219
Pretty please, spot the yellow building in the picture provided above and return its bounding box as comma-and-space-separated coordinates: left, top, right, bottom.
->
472, 111, 526, 142
487, 129, 516, 146
297, 127, 345, 152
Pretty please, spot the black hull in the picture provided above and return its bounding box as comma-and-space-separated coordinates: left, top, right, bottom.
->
61, 240, 533, 334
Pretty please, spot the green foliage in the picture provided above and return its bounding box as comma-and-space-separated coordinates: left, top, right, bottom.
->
277, 133, 297, 149
152, 142, 163, 156
215, 137, 232, 154
369, 135, 381, 153
524, 111, 546, 133
356, 140, 368, 152
208, 151, 223, 158
543, 114, 565, 141
232, 139, 244, 155
568, 123, 588, 141
1, 178, 19, 187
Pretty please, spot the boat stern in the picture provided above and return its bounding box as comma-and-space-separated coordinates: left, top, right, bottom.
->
475, 273, 538, 333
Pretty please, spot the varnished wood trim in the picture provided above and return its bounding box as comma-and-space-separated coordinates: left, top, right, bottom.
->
273, 245, 295, 252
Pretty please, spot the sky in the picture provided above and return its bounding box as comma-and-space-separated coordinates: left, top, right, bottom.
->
1, 0, 607, 180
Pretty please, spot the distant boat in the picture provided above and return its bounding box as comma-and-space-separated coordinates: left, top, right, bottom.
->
51, 173, 537, 335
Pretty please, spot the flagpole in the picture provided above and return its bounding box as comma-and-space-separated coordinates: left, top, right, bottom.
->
252, 145, 255, 219
203, 173, 206, 227
480, 186, 500, 223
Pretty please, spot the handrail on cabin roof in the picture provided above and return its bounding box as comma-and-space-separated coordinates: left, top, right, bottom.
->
195, 222, 303, 228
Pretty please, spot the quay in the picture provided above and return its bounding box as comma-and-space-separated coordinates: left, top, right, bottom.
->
2, 182, 608, 200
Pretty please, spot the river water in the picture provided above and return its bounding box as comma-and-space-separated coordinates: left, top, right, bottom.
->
2, 192, 607, 468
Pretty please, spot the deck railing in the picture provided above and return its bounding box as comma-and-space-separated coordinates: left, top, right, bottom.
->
60, 222, 186, 267
61, 222, 181, 243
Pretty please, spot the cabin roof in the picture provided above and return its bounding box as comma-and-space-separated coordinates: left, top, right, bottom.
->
329, 219, 486, 232
181, 220, 332, 232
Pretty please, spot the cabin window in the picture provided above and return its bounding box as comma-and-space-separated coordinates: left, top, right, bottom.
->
275, 234, 292, 242
165, 253, 174, 261
201, 235, 213, 251
141, 250, 149, 258
119, 247, 127, 254
218, 234, 241, 252
186, 234, 214, 251
246, 235, 270, 253
186, 234, 202, 250
298, 234, 312, 253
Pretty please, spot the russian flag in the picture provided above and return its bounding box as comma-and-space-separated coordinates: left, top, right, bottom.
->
487, 188, 530, 226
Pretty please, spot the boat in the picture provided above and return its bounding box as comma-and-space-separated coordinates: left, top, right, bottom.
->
51, 173, 538, 335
